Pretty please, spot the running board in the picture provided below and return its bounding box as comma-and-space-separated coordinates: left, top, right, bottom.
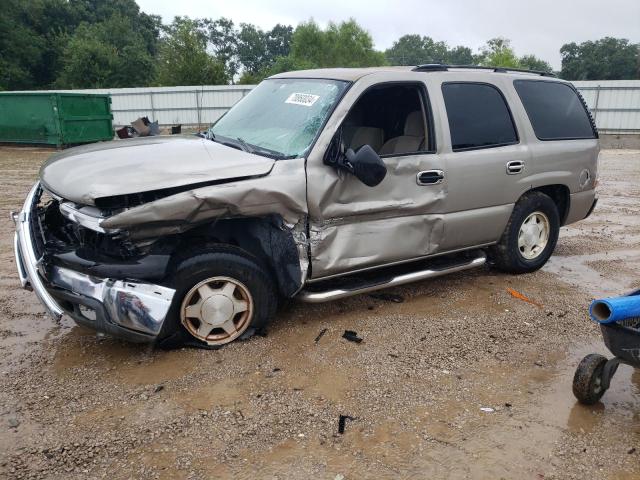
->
297, 252, 487, 303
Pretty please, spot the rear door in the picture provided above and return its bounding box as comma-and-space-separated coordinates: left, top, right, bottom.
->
434, 76, 533, 251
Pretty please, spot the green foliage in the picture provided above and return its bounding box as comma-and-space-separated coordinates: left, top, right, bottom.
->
207, 17, 239, 79
56, 15, 156, 88
519, 55, 554, 73
385, 35, 475, 65
478, 38, 521, 68
236, 23, 293, 75
290, 19, 386, 69
2, 4, 638, 90
0, 0, 160, 90
560, 37, 639, 80
156, 17, 227, 86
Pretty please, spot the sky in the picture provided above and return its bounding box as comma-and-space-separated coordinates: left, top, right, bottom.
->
136, 0, 640, 70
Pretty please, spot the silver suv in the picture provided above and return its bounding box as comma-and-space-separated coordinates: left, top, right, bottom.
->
13, 65, 599, 348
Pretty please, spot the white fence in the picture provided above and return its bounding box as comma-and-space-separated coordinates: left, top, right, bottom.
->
68, 85, 256, 128
27, 80, 640, 133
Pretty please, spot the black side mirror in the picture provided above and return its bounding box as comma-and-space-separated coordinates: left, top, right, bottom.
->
340, 145, 387, 187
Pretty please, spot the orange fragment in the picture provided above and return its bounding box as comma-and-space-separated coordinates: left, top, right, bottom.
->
507, 288, 543, 308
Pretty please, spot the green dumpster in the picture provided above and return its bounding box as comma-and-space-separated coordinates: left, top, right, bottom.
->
0, 92, 114, 147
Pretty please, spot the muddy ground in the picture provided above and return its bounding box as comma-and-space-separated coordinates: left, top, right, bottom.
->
0, 147, 639, 480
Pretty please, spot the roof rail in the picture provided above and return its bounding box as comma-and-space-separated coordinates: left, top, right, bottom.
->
412, 63, 556, 77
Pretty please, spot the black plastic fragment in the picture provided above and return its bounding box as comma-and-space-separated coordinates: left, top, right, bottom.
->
338, 415, 356, 434
314, 328, 328, 344
342, 330, 363, 343
368, 293, 404, 303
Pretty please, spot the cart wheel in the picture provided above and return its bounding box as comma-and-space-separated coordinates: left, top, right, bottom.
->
572, 354, 609, 405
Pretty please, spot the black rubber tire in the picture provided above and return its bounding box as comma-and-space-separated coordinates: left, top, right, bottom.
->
572, 353, 609, 405
157, 245, 277, 350
489, 191, 560, 274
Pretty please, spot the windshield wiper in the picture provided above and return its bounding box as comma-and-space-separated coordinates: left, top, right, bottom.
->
235, 137, 255, 154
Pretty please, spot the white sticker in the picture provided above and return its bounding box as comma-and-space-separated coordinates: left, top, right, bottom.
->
285, 92, 320, 107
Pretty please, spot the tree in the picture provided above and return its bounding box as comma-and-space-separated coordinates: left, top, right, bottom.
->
207, 17, 239, 79
290, 19, 386, 69
519, 54, 553, 73
156, 17, 227, 86
385, 35, 478, 66
560, 37, 639, 80
385, 35, 448, 65
447, 46, 475, 65
56, 15, 156, 88
478, 38, 521, 68
0, 0, 161, 90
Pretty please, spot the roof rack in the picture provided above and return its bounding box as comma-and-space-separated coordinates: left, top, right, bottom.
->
412, 63, 556, 77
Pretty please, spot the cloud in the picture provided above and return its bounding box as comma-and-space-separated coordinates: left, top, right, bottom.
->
137, 0, 640, 69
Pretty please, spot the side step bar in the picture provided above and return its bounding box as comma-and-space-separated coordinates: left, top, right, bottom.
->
297, 252, 487, 303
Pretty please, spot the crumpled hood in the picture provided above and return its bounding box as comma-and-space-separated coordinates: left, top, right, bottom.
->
40, 136, 275, 205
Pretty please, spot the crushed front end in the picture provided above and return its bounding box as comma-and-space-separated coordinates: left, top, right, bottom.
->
12, 183, 175, 343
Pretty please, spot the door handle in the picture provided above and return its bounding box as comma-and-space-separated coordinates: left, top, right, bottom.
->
506, 160, 525, 175
416, 170, 445, 185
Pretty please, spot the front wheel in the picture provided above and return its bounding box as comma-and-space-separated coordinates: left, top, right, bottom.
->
159, 246, 277, 349
489, 191, 560, 274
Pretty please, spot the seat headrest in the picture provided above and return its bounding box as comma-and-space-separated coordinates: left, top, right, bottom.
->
404, 111, 424, 137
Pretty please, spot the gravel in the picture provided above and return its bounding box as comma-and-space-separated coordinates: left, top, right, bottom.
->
0, 147, 639, 479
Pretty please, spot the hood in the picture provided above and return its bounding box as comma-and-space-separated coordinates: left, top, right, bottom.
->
40, 136, 275, 206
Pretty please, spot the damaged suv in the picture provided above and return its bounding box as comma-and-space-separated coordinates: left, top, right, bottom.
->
13, 65, 599, 348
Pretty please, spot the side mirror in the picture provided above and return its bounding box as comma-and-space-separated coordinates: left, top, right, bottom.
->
342, 145, 387, 187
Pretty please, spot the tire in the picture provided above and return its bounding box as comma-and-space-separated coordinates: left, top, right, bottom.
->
489, 191, 560, 274
158, 245, 277, 349
572, 354, 608, 405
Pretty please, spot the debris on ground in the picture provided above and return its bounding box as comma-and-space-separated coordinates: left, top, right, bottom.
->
480, 407, 495, 413
507, 288, 543, 308
338, 415, 356, 434
117, 116, 161, 139
171, 124, 182, 135
368, 292, 405, 303
314, 328, 328, 344
342, 330, 363, 343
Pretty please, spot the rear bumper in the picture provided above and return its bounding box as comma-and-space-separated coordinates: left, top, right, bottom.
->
12, 182, 175, 343
565, 189, 597, 225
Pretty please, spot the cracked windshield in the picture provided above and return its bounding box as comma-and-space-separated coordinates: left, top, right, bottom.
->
209, 78, 349, 158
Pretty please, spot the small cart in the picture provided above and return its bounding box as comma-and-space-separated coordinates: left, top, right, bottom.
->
573, 290, 640, 405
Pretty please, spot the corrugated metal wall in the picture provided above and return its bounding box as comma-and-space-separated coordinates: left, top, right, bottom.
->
17, 80, 640, 132
573, 80, 640, 133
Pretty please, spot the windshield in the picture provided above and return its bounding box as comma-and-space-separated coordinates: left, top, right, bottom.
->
209, 78, 349, 158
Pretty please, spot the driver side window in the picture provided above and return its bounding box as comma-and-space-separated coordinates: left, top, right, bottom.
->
342, 83, 434, 157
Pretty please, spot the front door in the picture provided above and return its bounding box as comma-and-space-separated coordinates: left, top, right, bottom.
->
305, 75, 446, 279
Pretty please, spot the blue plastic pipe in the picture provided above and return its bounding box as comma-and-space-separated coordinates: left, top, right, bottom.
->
590, 290, 640, 324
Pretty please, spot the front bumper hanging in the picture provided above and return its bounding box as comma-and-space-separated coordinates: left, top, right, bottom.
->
12, 182, 175, 343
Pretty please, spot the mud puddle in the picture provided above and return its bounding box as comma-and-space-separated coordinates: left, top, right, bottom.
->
543, 249, 640, 298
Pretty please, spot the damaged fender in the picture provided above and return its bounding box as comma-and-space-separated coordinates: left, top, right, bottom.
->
100, 159, 310, 294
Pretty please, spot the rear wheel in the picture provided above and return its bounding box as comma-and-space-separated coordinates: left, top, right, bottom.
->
489, 191, 560, 273
159, 246, 277, 349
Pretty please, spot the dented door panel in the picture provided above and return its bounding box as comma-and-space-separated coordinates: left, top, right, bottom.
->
305, 72, 447, 278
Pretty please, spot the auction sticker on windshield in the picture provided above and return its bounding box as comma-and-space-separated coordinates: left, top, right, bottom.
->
285, 93, 320, 107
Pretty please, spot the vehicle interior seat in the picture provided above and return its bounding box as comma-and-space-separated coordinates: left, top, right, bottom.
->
342, 107, 384, 152
379, 110, 425, 155
346, 126, 384, 152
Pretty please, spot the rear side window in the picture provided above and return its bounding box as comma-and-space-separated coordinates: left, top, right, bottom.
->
513, 80, 596, 140
442, 82, 518, 151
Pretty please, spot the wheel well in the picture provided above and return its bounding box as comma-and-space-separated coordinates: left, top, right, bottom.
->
170, 215, 303, 298
529, 185, 570, 225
